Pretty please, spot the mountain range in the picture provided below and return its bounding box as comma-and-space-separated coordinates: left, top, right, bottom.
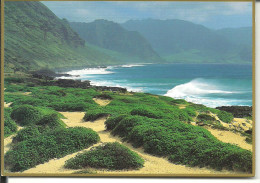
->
122, 19, 252, 63
4, 1, 252, 72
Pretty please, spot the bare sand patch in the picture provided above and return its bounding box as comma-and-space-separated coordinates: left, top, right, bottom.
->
205, 127, 252, 151
178, 104, 187, 109
4, 126, 23, 154
22, 111, 240, 175
93, 98, 111, 106
4, 134, 15, 154
4, 102, 12, 108
23, 92, 32, 96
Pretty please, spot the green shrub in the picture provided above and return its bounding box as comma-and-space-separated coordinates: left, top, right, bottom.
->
170, 99, 188, 105
105, 114, 128, 130
4, 85, 28, 92
106, 114, 252, 172
183, 107, 197, 117
111, 116, 142, 138
4, 109, 18, 138
36, 113, 66, 128
50, 102, 87, 111
64, 142, 144, 170
12, 126, 40, 143
197, 114, 216, 122
83, 109, 109, 121
10, 105, 43, 126
130, 107, 163, 119
95, 93, 113, 100
217, 111, 234, 123
10, 97, 48, 107
4, 77, 25, 84
5, 127, 100, 172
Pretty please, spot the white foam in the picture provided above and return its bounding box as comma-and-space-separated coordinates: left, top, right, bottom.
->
164, 78, 242, 107
120, 64, 145, 68
66, 68, 114, 76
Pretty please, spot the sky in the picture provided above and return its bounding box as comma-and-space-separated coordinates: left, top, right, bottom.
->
42, 1, 252, 29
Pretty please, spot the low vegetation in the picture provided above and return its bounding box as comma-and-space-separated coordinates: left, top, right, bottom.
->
4, 108, 18, 138
217, 110, 234, 123
64, 142, 144, 170
12, 126, 40, 143
5, 127, 100, 172
105, 115, 252, 172
10, 105, 44, 126
83, 108, 109, 121
4, 77, 252, 173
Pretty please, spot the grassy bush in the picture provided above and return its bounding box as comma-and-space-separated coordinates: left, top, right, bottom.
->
105, 114, 128, 130
10, 105, 43, 126
4, 108, 18, 138
4, 77, 25, 84
50, 102, 87, 111
10, 97, 48, 107
106, 115, 252, 172
130, 107, 163, 119
12, 126, 40, 143
5, 127, 100, 172
183, 107, 197, 117
83, 109, 109, 121
217, 110, 234, 123
64, 142, 144, 170
36, 113, 66, 128
170, 99, 188, 105
95, 93, 113, 100
197, 114, 216, 122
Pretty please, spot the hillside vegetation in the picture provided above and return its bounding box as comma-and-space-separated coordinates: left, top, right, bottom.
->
4, 1, 126, 73
70, 20, 162, 63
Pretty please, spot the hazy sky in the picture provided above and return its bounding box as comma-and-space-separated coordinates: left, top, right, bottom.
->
42, 1, 252, 29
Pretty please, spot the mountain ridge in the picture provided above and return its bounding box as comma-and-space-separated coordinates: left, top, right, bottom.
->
122, 19, 252, 63
69, 20, 163, 63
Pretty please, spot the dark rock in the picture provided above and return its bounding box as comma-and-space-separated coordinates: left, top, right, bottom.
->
216, 106, 252, 118
245, 129, 252, 135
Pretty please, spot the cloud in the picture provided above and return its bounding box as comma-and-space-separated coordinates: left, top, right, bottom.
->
41, 1, 252, 28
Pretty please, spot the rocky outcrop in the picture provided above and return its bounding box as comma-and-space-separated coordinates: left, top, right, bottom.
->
216, 106, 252, 118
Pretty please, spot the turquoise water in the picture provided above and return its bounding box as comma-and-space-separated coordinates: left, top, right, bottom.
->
63, 64, 252, 107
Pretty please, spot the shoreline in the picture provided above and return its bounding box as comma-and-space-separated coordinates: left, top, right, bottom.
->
31, 66, 253, 109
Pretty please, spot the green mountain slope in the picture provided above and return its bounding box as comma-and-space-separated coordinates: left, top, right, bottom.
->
70, 20, 162, 63
122, 19, 252, 63
216, 27, 252, 46
216, 27, 252, 62
4, 1, 125, 73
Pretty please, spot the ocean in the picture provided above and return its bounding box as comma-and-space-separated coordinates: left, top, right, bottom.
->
60, 64, 252, 108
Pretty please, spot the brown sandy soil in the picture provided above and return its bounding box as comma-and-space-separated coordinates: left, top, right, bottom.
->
206, 112, 252, 132
22, 111, 240, 175
4, 134, 15, 154
93, 98, 111, 106
205, 127, 252, 151
4, 126, 23, 154
232, 118, 252, 131
178, 104, 187, 109
23, 92, 32, 95
4, 102, 12, 108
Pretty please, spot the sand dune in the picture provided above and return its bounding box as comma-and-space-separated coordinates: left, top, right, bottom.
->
93, 98, 111, 106
205, 127, 252, 151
